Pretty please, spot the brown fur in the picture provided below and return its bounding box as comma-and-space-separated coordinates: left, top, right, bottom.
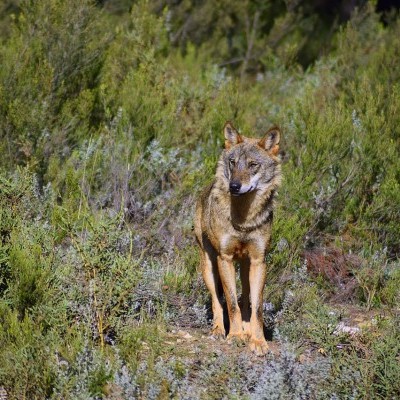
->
194, 122, 282, 355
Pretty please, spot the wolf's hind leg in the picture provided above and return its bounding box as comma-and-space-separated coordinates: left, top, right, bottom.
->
201, 245, 225, 338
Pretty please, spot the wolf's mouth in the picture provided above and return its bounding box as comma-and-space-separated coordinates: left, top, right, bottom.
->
231, 186, 254, 196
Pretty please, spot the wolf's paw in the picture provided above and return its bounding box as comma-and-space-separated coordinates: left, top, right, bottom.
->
210, 325, 225, 339
249, 338, 269, 356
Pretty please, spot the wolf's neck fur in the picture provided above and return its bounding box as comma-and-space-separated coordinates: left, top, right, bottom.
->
229, 189, 275, 232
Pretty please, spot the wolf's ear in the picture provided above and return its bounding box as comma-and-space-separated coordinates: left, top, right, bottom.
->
259, 126, 280, 155
224, 121, 242, 149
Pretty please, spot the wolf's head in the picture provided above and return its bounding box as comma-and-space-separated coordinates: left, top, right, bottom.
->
218, 122, 281, 196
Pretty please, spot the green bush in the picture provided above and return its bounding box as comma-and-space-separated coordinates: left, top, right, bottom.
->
0, 0, 107, 168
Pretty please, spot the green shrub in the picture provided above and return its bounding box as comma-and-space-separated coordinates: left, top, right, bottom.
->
0, 304, 56, 399
0, 0, 108, 168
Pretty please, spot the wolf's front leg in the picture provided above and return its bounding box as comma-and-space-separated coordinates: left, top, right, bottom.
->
217, 255, 245, 341
200, 249, 225, 338
249, 258, 269, 355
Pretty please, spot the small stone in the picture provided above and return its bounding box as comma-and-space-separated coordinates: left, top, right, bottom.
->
177, 330, 193, 339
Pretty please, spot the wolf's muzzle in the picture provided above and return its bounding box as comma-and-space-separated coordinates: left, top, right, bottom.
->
229, 181, 241, 194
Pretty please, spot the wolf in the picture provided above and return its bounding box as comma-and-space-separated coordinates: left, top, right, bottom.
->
194, 121, 281, 355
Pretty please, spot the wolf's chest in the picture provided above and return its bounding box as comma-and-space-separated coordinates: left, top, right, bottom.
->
219, 233, 263, 259
232, 241, 250, 259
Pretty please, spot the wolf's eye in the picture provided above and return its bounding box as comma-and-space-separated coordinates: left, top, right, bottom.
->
229, 158, 235, 167
249, 162, 259, 169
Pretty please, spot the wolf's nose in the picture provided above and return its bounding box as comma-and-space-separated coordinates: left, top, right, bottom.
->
229, 181, 241, 194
